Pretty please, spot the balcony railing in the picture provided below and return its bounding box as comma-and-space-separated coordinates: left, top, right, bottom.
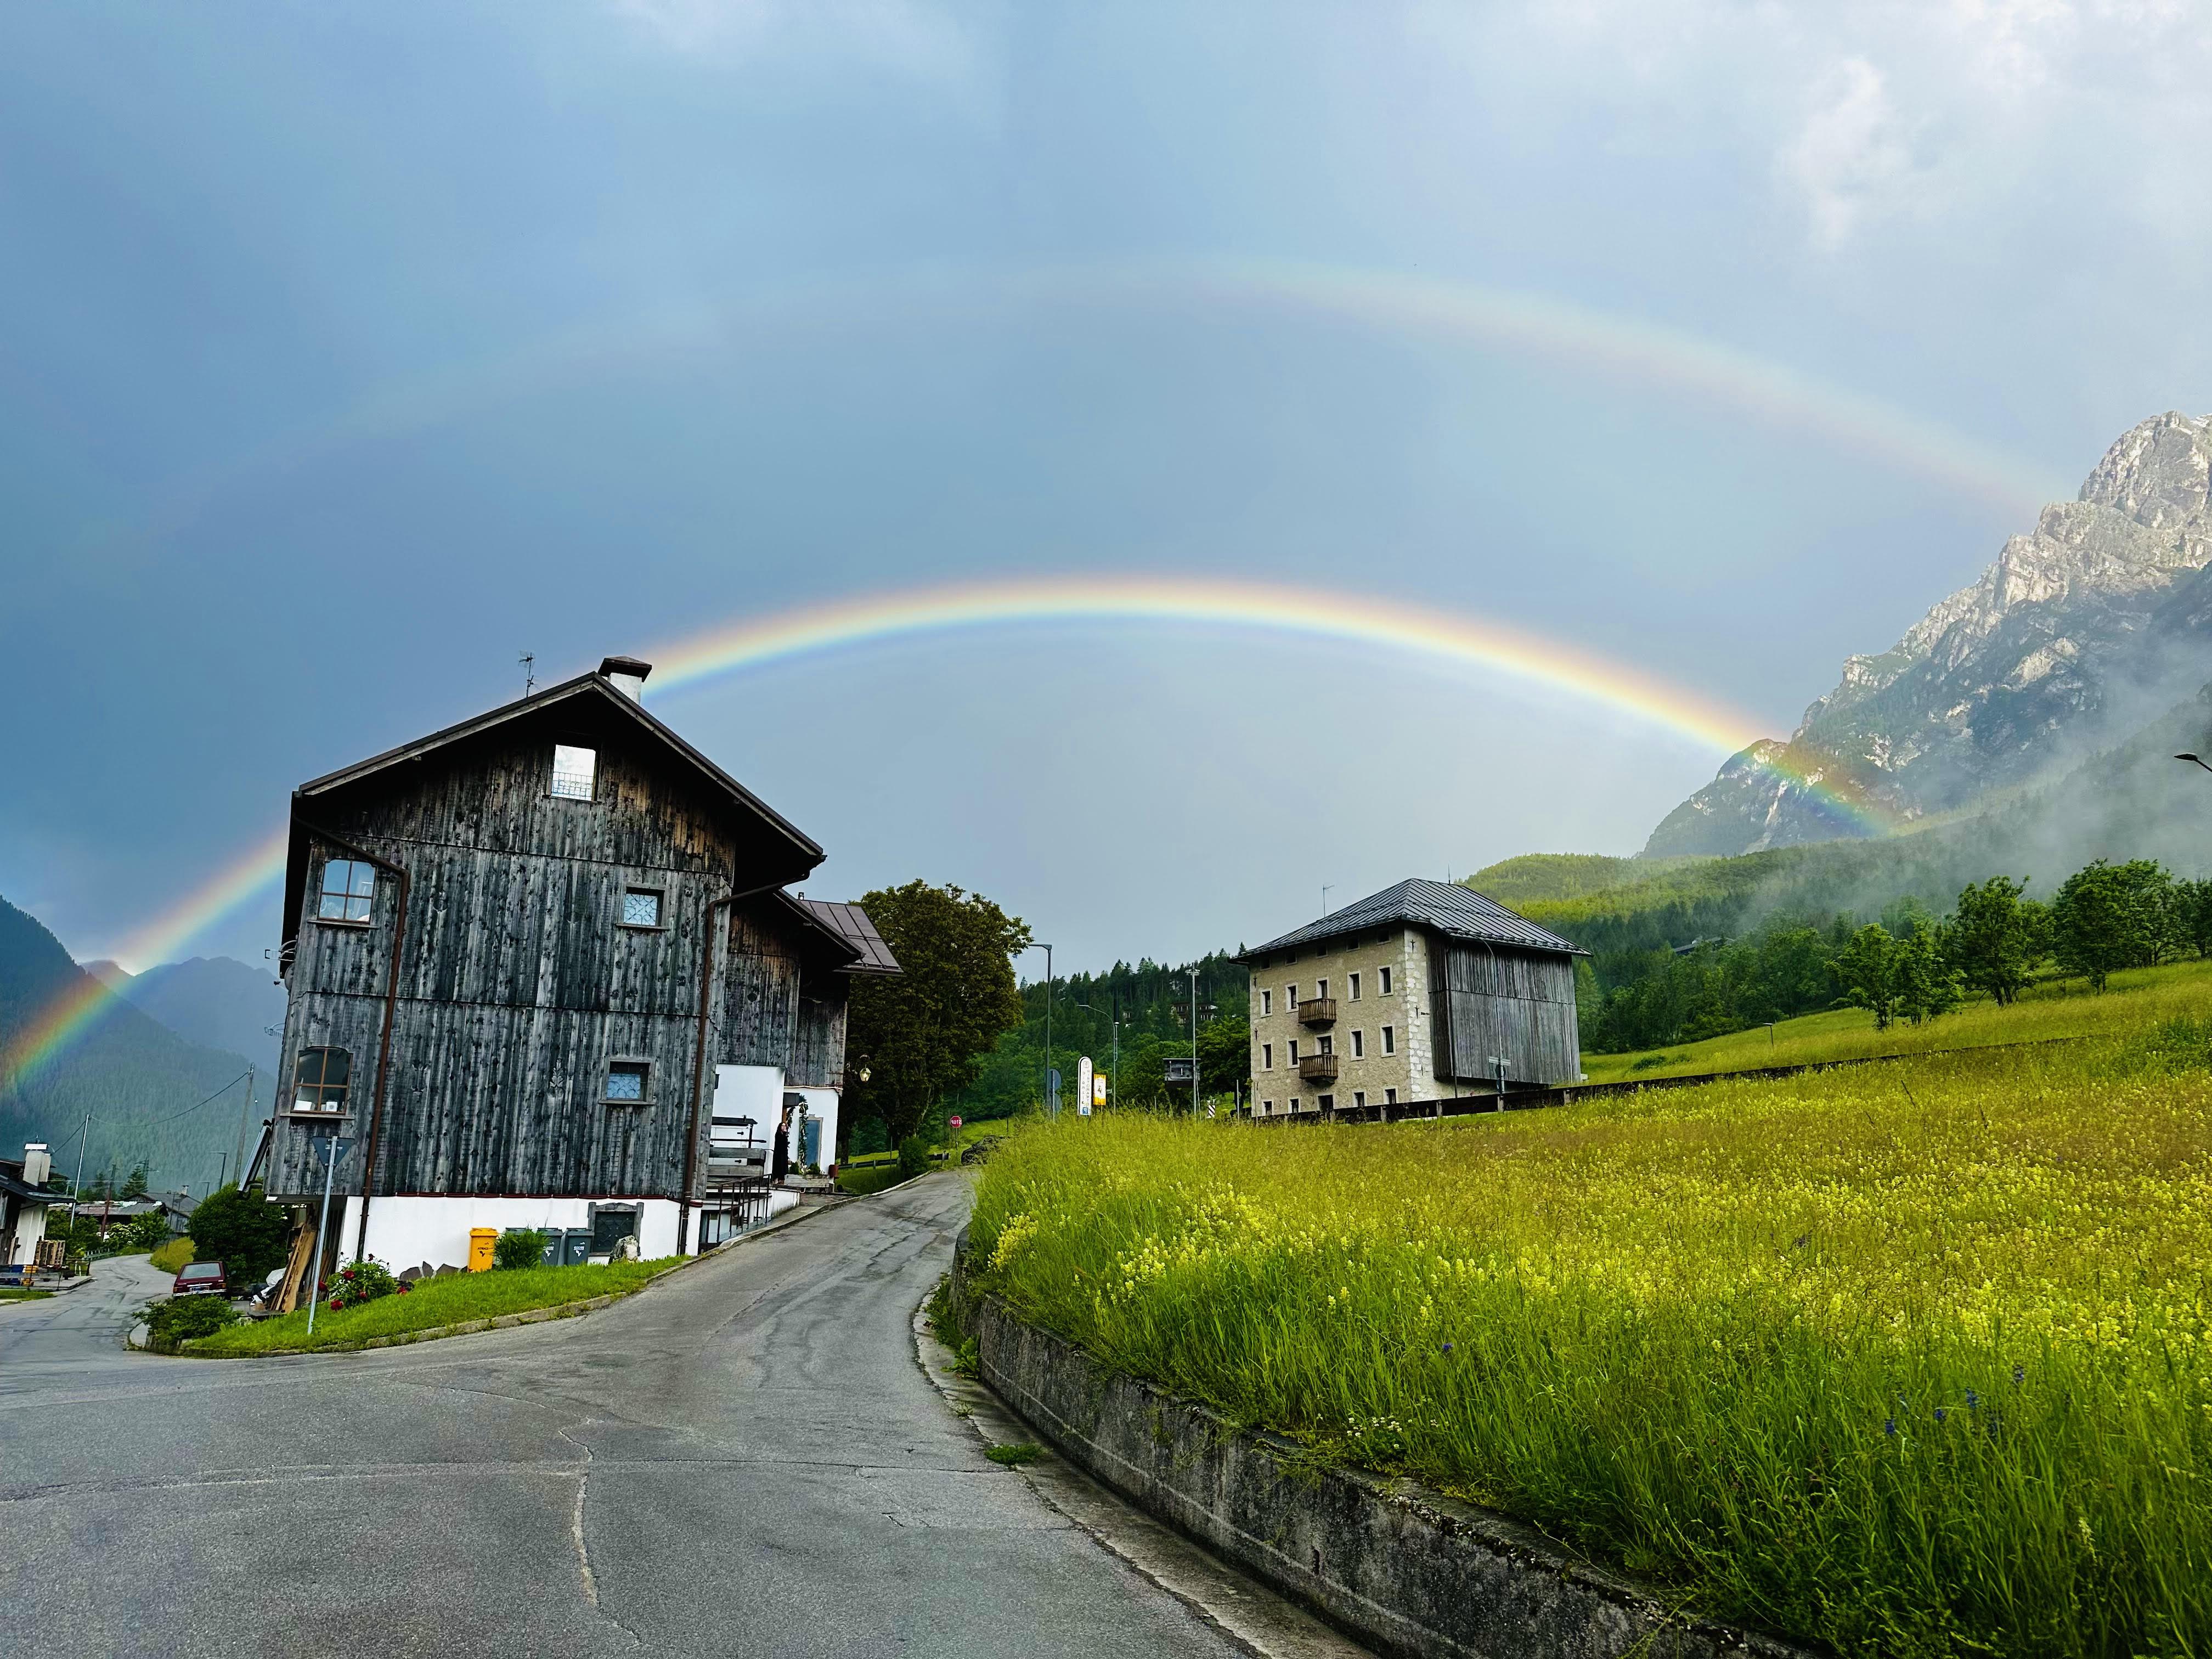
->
1297, 1052, 1339, 1082
1296, 997, 1336, 1028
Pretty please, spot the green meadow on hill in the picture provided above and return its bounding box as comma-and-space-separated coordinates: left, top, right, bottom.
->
1578, 953, 2212, 1082
967, 985, 2212, 1657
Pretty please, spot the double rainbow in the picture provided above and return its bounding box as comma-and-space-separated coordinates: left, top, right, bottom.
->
2, 575, 1885, 1086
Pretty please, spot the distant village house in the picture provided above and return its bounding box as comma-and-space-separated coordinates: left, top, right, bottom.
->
1239, 878, 1584, 1119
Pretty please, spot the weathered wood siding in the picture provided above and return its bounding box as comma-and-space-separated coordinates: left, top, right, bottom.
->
1428, 942, 1581, 1088
267, 727, 851, 1202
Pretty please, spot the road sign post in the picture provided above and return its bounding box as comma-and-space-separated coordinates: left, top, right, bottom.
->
304, 1136, 353, 1336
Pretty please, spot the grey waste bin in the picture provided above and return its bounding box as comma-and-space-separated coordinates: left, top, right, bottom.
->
540, 1231, 562, 1267
562, 1228, 591, 1266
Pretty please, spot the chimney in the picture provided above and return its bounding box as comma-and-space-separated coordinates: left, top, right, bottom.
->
599, 656, 653, 702
22, 1143, 50, 1186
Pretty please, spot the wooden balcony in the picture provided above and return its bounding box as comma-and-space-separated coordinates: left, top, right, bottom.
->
1296, 997, 1336, 1028
1297, 1052, 1339, 1082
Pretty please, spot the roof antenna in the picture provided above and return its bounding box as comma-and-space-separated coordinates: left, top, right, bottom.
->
519, 653, 535, 699
1321, 884, 1333, 915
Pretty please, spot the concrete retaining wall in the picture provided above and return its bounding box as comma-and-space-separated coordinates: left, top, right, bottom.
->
960, 1274, 1808, 1659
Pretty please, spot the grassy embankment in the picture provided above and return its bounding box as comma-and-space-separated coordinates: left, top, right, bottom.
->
1581, 955, 2212, 1082
1, 1288, 54, 1301
968, 1008, 2212, 1657
188, 1258, 680, 1355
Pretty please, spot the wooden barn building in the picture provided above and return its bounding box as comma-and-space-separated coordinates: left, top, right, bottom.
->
262, 656, 897, 1285
1239, 878, 1584, 1120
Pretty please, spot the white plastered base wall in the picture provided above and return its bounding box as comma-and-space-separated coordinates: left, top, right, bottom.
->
330, 1190, 802, 1273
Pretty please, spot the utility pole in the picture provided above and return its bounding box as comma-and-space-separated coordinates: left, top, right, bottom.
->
1189, 968, 1200, 1118
230, 1065, 256, 1192
66, 1109, 91, 1234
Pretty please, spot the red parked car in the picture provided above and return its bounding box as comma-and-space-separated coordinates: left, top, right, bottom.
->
171, 1261, 227, 1298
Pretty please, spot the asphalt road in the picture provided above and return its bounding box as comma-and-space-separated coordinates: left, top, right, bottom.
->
0, 1176, 1249, 1659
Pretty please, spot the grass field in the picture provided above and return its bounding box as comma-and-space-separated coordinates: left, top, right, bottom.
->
1580, 955, 2212, 1082
0, 1288, 54, 1301
969, 1009, 2212, 1657
187, 1257, 680, 1355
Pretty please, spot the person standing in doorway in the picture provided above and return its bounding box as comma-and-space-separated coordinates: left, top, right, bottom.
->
771, 1102, 794, 1184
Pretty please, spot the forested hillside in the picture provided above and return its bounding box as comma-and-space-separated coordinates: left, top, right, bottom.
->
952, 951, 1250, 1121
0, 897, 262, 1193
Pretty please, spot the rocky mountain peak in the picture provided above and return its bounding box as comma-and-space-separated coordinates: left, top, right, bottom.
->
1645, 410, 2212, 858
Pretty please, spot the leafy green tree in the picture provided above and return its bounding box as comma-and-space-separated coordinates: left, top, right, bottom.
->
2051, 859, 2175, 990
121, 1161, 150, 1200
1895, 920, 1966, 1025
184, 1183, 293, 1285
2176, 878, 2212, 960
1945, 876, 2047, 1006
1833, 925, 1902, 1030
845, 882, 1031, 1145
847, 1116, 890, 1157
1197, 1012, 1249, 1098
123, 1210, 171, 1251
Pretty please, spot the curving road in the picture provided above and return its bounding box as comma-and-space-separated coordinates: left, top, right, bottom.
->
0, 1176, 1250, 1659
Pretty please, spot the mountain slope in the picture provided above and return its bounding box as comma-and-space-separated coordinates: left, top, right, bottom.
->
114, 956, 284, 1082
1648, 411, 2212, 856
0, 898, 263, 1193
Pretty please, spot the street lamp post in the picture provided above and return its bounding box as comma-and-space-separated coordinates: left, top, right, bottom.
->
1022, 943, 1054, 1116
2177, 754, 2212, 775
1189, 968, 1200, 1118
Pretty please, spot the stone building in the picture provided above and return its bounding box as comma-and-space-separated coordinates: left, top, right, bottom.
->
1237, 878, 1584, 1120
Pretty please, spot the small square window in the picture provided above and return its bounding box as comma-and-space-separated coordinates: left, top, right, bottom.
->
552, 744, 597, 800
317, 859, 376, 923
606, 1061, 649, 1103
1353, 1091, 1366, 1110
1261, 1100, 1273, 1115
622, 889, 662, 928
1379, 966, 1393, 996
1381, 1025, 1395, 1055
1385, 1087, 1397, 1106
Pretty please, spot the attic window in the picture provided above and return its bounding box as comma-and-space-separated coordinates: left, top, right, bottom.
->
552, 745, 597, 801
621, 889, 662, 928
605, 1061, 650, 1104
317, 860, 376, 923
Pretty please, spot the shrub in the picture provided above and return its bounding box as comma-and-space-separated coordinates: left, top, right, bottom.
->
148, 1237, 194, 1274
493, 1228, 548, 1271
122, 1211, 173, 1252
324, 1256, 408, 1310
896, 1134, 931, 1180
143, 1294, 238, 1353
187, 1184, 294, 1285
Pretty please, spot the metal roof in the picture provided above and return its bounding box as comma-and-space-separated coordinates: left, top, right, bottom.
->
1240, 877, 1587, 961
796, 899, 903, 976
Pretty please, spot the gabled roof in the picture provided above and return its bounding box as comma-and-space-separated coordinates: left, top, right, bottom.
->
295, 669, 821, 860
796, 900, 902, 975
1239, 877, 1587, 961
283, 668, 825, 945
0, 1166, 55, 1206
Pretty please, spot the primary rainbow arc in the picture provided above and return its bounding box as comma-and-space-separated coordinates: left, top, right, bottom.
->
2, 575, 1880, 1086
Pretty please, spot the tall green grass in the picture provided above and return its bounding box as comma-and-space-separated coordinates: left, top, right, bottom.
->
970, 1027, 2212, 1657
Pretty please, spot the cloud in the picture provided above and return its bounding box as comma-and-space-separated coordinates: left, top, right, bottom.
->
1784, 57, 1920, 249
1408, 0, 2212, 256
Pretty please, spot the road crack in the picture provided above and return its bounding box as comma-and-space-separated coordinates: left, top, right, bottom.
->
558, 1424, 642, 1649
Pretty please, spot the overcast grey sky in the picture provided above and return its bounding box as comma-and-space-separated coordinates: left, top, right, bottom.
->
4, 1, 2209, 974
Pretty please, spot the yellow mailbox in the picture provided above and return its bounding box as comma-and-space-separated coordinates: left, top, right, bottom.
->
467, 1228, 497, 1272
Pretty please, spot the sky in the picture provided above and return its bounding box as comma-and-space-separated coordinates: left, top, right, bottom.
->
3, 0, 2209, 976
